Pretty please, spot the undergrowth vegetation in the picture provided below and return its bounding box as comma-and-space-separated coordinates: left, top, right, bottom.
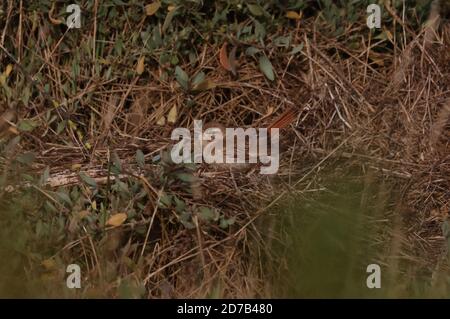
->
0, 0, 449, 297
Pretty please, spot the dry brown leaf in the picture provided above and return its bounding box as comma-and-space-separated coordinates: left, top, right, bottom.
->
145, 1, 161, 16
286, 11, 302, 20
268, 108, 297, 131
42, 258, 56, 270
157, 116, 166, 125
103, 94, 117, 134
0, 109, 17, 134
383, 28, 394, 44
167, 105, 177, 124
106, 213, 128, 227
49, 3, 63, 25
219, 43, 232, 72
136, 57, 145, 75
78, 210, 90, 219
71, 163, 82, 170
219, 43, 238, 75
4, 64, 13, 77
7, 127, 19, 135
49, 16, 63, 25
193, 79, 216, 91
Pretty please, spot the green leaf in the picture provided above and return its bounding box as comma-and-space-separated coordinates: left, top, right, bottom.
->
36, 220, 43, 236
22, 174, 34, 182
219, 216, 235, 229
170, 55, 179, 65
5, 136, 20, 153
16, 152, 36, 165
114, 37, 124, 55
180, 211, 195, 229
173, 196, 186, 213
112, 180, 129, 194
136, 149, 145, 168
111, 151, 122, 173
118, 278, 146, 299
79, 172, 97, 188
176, 172, 196, 183
159, 193, 172, 208
56, 121, 66, 134
40, 166, 50, 185
55, 191, 73, 206
254, 20, 266, 40
245, 47, 260, 57
44, 200, 58, 214
274, 36, 291, 48
291, 43, 304, 55
192, 72, 205, 87
247, 4, 264, 16
175, 66, 189, 90
208, 282, 223, 299
17, 119, 39, 132
198, 206, 219, 222
21, 87, 31, 105
162, 7, 177, 34
259, 55, 275, 81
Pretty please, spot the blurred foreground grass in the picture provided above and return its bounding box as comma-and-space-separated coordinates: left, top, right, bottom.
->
268, 171, 450, 298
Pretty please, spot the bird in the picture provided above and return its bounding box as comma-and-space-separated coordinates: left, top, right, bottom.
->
197, 107, 297, 173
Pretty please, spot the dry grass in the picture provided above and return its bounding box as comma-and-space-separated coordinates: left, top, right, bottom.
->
0, 1, 449, 298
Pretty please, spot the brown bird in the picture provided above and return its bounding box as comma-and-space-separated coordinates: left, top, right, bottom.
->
198, 107, 297, 172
